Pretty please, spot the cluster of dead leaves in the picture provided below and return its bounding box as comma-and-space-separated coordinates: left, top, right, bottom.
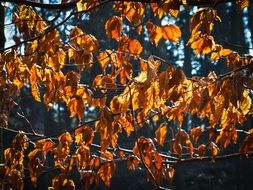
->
4, 132, 29, 190
1, 1, 253, 190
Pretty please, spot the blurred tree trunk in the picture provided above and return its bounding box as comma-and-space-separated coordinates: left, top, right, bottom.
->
182, 10, 192, 77
228, 4, 250, 189
248, 3, 253, 44
230, 4, 247, 54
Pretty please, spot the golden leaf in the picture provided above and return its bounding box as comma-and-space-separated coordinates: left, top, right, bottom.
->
236, 0, 249, 9
93, 74, 116, 90
191, 35, 215, 55
118, 116, 134, 136
128, 39, 143, 55
98, 50, 112, 73
158, 1, 180, 18
208, 141, 219, 158
30, 66, 41, 102
97, 162, 116, 187
162, 24, 181, 43
124, 2, 144, 25
76, 0, 87, 12
216, 126, 237, 148
58, 132, 72, 145
76, 145, 90, 170
239, 91, 252, 115
155, 123, 167, 146
146, 22, 163, 46
134, 71, 147, 83
219, 48, 232, 57
75, 125, 94, 145
68, 97, 84, 120
150, 3, 164, 19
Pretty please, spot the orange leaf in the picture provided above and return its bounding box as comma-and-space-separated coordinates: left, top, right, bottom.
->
191, 35, 215, 55
28, 149, 41, 160
97, 162, 116, 187
162, 24, 181, 43
219, 48, 232, 57
198, 88, 210, 113
105, 16, 122, 40
68, 97, 84, 120
75, 125, 94, 145
30, 66, 41, 102
155, 123, 167, 146
208, 141, 219, 159
76, 145, 90, 170
165, 167, 175, 183
35, 139, 55, 154
190, 127, 203, 144
58, 132, 72, 145
124, 2, 144, 25
197, 144, 206, 159
101, 150, 114, 160
153, 151, 163, 170
240, 134, 253, 155
236, 0, 249, 9
98, 50, 112, 73
173, 129, 192, 158
146, 22, 163, 46
127, 155, 140, 170
128, 39, 143, 55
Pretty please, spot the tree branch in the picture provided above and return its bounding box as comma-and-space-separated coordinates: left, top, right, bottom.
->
170, 151, 253, 164
1, 0, 238, 10
0, 0, 112, 53
120, 0, 234, 6
0, 0, 79, 10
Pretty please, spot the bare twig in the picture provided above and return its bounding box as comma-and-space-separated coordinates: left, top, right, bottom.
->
222, 40, 253, 50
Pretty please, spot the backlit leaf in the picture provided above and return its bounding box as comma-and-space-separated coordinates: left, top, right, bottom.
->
162, 24, 181, 43
198, 144, 206, 159
190, 127, 203, 144
30, 66, 41, 102
128, 39, 143, 55
98, 50, 111, 73
236, 0, 249, 9
97, 162, 116, 187
146, 22, 163, 46
105, 16, 122, 41
208, 142, 219, 159
165, 167, 175, 183
58, 132, 72, 145
155, 123, 167, 146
